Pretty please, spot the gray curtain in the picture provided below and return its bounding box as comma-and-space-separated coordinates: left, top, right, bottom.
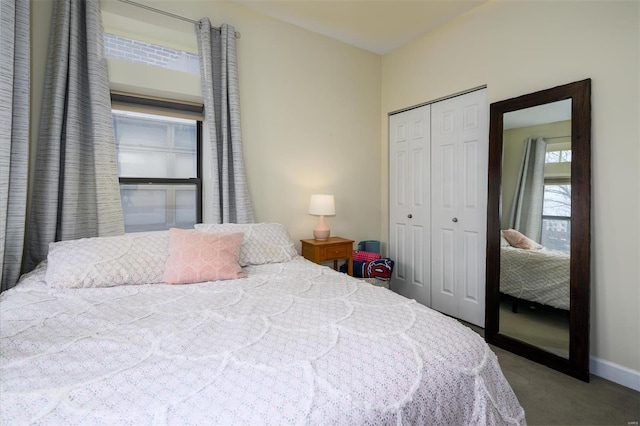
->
196, 19, 254, 224
25, 0, 124, 272
0, 0, 30, 291
508, 137, 548, 241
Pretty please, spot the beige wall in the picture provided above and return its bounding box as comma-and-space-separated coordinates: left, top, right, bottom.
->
30, 0, 382, 254
381, 1, 640, 373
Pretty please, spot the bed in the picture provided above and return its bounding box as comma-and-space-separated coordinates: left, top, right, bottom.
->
1, 223, 525, 425
500, 245, 570, 310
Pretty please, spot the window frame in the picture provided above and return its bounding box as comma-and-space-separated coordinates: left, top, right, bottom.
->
541, 177, 572, 252
111, 93, 204, 230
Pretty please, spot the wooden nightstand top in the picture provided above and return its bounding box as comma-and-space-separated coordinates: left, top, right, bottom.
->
300, 237, 354, 246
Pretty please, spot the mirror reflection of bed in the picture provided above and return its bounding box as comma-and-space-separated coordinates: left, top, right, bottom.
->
499, 100, 572, 359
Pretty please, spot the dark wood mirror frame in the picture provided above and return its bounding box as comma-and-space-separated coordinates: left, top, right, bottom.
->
485, 79, 591, 382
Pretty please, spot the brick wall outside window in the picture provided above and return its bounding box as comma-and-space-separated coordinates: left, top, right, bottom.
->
104, 33, 200, 75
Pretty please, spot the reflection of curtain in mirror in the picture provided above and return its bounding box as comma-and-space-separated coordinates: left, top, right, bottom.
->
508, 137, 548, 241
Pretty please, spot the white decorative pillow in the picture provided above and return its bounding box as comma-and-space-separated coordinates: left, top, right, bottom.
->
194, 222, 298, 266
45, 231, 170, 288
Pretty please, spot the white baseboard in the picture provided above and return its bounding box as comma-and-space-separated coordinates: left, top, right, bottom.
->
590, 356, 640, 392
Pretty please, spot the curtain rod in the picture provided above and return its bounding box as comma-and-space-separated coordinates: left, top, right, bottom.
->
116, 0, 240, 39
546, 136, 570, 140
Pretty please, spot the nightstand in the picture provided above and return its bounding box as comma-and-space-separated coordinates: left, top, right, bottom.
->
300, 237, 354, 276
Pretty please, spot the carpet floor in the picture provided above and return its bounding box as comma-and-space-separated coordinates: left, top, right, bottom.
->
498, 298, 570, 358
464, 323, 640, 425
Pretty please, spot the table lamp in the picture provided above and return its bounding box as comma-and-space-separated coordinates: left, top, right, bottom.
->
308, 194, 335, 240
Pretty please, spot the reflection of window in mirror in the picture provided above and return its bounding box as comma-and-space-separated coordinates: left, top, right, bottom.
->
545, 150, 572, 163
542, 181, 571, 252
541, 138, 572, 252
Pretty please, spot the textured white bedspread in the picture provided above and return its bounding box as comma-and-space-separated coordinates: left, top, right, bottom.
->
500, 247, 570, 310
1, 258, 525, 425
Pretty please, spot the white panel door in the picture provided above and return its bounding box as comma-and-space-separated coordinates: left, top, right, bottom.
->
431, 89, 488, 327
389, 105, 430, 306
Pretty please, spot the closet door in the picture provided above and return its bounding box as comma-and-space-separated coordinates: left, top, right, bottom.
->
389, 105, 430, 306
431, 89, 488, 327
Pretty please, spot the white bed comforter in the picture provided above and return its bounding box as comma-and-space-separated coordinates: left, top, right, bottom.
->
1, 257, 525, 425
500, 246, 570, 310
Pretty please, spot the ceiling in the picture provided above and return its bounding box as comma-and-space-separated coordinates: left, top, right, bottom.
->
504, 100, 572, 130
232, 0, 487, 55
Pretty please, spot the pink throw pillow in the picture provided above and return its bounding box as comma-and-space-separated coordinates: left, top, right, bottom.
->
502, 229, 542, 250
163, 229, 246, 284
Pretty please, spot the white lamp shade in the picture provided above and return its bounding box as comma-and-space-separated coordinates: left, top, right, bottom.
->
308, 194, 335, 216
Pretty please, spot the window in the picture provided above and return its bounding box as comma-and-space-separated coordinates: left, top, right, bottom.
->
541, 181, 571, 252
545, 149, 572, 164
112, 94, 203, 232
104, 33, 200, 75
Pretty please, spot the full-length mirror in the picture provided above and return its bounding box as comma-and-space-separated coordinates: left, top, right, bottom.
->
485, 79, 591, 381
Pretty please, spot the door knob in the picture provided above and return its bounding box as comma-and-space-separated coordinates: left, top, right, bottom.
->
407, 214, 413, 219
452, 217, 458, 223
